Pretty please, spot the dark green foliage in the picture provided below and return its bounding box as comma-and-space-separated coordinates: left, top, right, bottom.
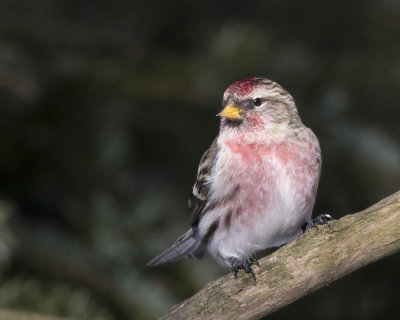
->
0, 0, 399, 319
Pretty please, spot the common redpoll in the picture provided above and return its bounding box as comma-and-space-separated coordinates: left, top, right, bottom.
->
147, 77, 331, 279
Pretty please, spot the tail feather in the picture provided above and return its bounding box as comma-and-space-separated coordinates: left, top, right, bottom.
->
146, 229, 202, 267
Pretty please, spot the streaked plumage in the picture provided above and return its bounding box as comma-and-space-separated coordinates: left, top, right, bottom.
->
147, 77, 326, 279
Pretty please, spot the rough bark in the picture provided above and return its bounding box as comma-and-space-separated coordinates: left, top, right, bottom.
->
162, 191, 400, 320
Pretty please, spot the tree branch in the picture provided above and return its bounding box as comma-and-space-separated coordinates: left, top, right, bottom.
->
162, 191, 400, 320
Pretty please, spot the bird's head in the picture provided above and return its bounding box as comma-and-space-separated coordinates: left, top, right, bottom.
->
218, 78, 302, 131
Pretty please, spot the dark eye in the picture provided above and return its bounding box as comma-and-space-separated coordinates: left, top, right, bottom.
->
253, 98, 262, 106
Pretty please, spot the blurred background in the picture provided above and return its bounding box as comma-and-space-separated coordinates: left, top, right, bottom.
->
0, 0, 399, 319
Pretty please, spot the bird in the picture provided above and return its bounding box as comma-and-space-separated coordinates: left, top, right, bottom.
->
147, 77, 331, 279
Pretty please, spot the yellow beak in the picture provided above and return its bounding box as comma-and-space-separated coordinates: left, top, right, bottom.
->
217, 103, 244, 120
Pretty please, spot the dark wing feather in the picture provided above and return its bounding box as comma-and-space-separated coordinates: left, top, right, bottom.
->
189, 137, 219, 227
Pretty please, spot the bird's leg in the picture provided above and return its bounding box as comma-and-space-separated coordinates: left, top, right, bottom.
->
231, 264, 239, 279
303, 214, 333, 232
244, 257, 260, 280
229, 257, 260, 280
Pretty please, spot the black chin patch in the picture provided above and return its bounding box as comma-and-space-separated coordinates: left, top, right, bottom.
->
222, 118, 243, 128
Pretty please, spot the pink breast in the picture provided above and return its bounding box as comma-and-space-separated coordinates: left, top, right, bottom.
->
222, 139, 319, 224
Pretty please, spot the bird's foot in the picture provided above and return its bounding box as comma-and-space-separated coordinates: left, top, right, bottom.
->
230, 257, 260, 280
303, 213, 333, 232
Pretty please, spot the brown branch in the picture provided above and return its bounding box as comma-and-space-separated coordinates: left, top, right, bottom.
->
162, 191, 400, 320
